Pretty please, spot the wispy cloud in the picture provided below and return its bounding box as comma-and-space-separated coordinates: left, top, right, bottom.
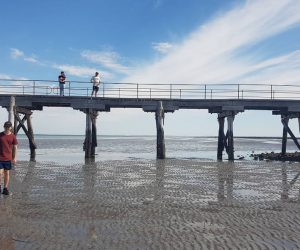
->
0, 74, 12, 80
10, 48, 24, 59
152, 0, 163, 9
52, 64, 113, 79
10, 48, 40, 64
81, 50, 130, 75
124, 0, 300, 85
152, 42, 174, 54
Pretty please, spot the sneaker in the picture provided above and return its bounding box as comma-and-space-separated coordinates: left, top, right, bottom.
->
2, 188, 9, 195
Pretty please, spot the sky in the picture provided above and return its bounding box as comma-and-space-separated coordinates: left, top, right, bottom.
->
1, 0, 300, 136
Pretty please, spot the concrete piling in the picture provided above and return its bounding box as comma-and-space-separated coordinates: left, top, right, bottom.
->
156, 101, 165, 159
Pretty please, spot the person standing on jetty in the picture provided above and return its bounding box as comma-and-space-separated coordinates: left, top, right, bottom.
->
91, 72, 100, 97
0, 121, 18, 196
58, 71, 66, 96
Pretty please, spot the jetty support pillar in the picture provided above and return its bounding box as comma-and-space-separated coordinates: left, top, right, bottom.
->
84, 109, 98, 159
227, 114, 235, 161
13, 107, 37, 161
273, 111, 300, 155
8, 96, 15, 125
91, 111, 98, 156
281, 115, 289, 155
143, 101, 177, 159
217, 115, 225, 160
156, 101, 165, 159
214, 110, 241, 161
7, 97, 37, 162
26, 112, 36, 161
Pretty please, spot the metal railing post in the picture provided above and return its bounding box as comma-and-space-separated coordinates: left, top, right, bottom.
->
119, 88, 120, 98
102, 82, 105, 97
271, 85, 273, 99
205, 85, 207, 99
137, 84, 139, 99
69, 81, 71, 96
150, 88, 152, 99
238, 84, 240, 99
33, 81, 36, 95
170, 84, 172, 99
180, 89, 182, 99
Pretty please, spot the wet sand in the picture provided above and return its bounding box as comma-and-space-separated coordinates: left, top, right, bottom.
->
0, 159, 300, 249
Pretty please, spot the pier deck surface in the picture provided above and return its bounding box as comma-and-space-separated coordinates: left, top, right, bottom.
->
1, 94, 300, 113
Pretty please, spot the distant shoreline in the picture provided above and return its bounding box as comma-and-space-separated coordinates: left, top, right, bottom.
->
16, 134, 288, 140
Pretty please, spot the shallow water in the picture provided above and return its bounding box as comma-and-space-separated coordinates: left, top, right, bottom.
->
16, 135, 300, 164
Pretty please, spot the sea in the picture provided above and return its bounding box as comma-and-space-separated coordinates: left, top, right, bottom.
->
16, 134, 297, 164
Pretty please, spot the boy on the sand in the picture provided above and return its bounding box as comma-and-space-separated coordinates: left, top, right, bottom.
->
0, 121, 18, 195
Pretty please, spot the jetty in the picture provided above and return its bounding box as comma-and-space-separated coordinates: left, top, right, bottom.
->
1, 79, 300, 161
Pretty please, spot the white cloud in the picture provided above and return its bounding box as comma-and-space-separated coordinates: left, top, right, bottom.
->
10, 48, 40, 64
81, 50, 130, 74
24, 57, 39, 63
10, 48, 24, 59
152, 42, 174, 54
124, 0, 300, 85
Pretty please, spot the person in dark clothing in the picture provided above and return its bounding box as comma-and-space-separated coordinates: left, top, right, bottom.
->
58, 71, 66, 96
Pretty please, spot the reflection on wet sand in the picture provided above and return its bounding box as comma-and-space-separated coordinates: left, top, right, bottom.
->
281, 163, 300, 201
217, 161, 233, 201
154, 159, 165, 202
0, 159, 299, 249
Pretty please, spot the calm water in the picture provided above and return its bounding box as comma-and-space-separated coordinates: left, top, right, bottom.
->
16, 134, 298, 164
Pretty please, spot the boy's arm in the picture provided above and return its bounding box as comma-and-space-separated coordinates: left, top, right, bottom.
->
12, 145, 17, 164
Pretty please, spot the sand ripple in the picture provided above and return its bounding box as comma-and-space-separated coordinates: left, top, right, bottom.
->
0, 159, 299, 249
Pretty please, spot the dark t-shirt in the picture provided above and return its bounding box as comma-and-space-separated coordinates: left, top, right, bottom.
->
0, 132, 18, 161
58, 74, 66, 84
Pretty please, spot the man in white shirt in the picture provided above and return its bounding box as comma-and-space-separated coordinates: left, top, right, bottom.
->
91, 72, 100, 97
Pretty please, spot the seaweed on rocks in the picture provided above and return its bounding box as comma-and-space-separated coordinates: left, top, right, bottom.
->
250, 151, 300, 162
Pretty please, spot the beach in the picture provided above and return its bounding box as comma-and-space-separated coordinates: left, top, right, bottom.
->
1, 156, 300, 249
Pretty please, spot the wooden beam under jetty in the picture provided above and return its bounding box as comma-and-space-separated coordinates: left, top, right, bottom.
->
14, 112, 37, 161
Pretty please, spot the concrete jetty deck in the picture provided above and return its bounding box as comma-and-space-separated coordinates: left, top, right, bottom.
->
1, 94, 300, 112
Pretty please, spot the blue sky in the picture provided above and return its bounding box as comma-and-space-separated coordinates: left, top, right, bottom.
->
1, 0, 300, 136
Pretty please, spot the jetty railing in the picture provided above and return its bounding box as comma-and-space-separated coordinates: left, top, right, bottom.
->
1, 79, 300, 99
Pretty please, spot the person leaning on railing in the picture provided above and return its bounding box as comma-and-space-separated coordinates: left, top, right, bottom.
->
58, 71, 66, 96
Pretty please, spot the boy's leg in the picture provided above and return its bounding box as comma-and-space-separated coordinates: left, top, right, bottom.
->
0, 168, 3, 191
4, 169, 9, 188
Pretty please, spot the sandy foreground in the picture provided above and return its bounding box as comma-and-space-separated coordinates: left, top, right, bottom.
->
0, 159, 299, 250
